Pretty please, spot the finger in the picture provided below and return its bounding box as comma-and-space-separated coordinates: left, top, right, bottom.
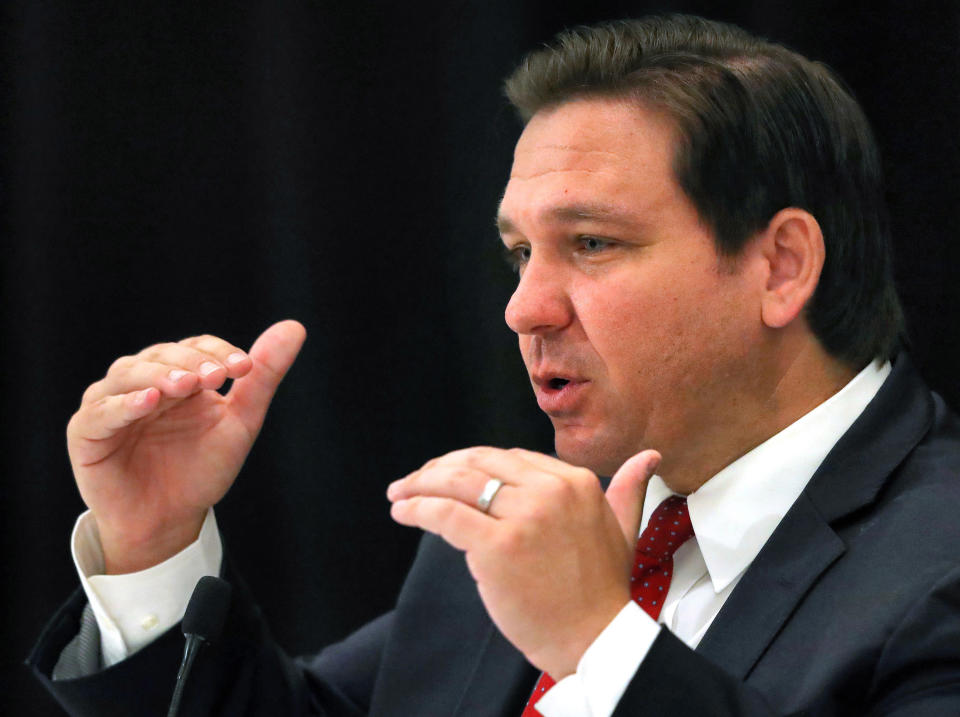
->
176, 335, 252, 379
505, 448, 572, 472
424, 446, 551, 489
69, 388, 162, 445
387, 466, 517, 517
227, 320, 307, 436
388, 465, 493, 501
390, 495, 494, 551
136, 341, 247, 390
605, 450, 661, 546
82, 359, 201, 405
505, 448, 596, 483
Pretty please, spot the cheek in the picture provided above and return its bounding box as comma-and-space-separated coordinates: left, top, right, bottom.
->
576, 267, 740, 383
576, 280, 674, 383
656, 277, 759, 391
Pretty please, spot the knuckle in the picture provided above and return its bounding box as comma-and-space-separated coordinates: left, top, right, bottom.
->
547, 477, 576, 502
196, 334, 223, 348
138, 342, 174, 359
401, 473, 422, 495
438, 499, 456, 520
572, 466, 597, 485
179, 333, 210, 347
432, 499, 456, 528
107, 355, 134, 375
494, 523, 527, 553
449, 467, 473, 486
73, 399, 105, 431
92, 395, 112, 416
396, 494, 420, 518
462, 447, 489, 468
81, 381, 103, 404
438, 448, 466, 465
525, 494, 556, 523
66, 410, 82, 437
440, 471, 461, 494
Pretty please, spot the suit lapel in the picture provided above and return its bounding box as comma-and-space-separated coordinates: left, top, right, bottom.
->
452, 620, 538, 716
697, 355, 934, 678
695, 492, 844, 677
804, 354, 933, 523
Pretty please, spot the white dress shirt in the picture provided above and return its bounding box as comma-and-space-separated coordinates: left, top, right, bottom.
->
536, 359, 890, 716
71, 509, 221, 667
72, 360, 890, 715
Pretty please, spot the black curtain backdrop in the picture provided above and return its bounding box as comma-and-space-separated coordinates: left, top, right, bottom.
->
2, 1, 958, 714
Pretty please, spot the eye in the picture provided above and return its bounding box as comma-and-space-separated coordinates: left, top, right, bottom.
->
580, 236, 611, 252
503, 244, 531, 273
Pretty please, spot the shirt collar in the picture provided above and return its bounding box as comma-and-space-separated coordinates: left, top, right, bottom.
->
640, 359, 891, 593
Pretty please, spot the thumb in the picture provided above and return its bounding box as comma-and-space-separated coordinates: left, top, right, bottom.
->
228, 319, 307, 435
605, 450, 661, 548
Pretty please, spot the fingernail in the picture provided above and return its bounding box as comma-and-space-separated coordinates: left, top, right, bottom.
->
168, 369, 190, 382
386, 482, 399, 500
136, 388, 152, 404
226, 352, 246, 365
199, 361, 221, 377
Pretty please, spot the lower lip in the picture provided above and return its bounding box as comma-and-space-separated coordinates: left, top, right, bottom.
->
535, 381, 589, 414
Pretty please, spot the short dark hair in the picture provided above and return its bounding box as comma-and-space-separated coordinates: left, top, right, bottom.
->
504, 14, 904, 367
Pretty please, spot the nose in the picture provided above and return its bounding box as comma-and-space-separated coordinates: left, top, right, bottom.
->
504, 257, 573, 335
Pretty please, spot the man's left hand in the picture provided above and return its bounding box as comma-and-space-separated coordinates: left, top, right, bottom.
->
387, 447, 661, 678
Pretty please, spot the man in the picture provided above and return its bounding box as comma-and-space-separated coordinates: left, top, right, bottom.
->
28, 14, 960, 716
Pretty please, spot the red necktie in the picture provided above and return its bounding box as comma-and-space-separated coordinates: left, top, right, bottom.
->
521, 496, 694, 715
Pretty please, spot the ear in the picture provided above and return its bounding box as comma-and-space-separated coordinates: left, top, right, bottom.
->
758, 208, 825, 329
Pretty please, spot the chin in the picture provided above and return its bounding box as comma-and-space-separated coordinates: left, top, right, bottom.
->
554, 426, 633, 477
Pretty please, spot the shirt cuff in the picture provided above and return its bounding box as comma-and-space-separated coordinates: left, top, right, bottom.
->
71, 508, 223, 667
535, 602, 660, 717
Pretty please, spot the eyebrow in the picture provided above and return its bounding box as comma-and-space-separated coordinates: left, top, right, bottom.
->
496, 202, 642, 236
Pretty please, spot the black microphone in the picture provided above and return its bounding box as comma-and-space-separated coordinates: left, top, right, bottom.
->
167, 576, 232, 717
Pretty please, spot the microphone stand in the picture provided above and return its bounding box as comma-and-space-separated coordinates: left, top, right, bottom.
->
167, 633, 206, 717
166, 576, 232, 717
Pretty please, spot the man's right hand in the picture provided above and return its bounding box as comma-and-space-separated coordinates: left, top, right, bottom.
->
67, 320, 307, 575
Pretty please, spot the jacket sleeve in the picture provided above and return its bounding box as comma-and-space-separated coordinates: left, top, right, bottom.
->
27, 560, 391, 717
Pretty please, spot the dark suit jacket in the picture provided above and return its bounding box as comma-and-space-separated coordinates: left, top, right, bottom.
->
27, 355, 960, 715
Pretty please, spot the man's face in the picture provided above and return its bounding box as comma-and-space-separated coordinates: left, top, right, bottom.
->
497, 98, 765, 480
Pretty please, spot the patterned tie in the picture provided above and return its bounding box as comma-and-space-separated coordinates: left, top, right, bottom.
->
521, 496, 694, 715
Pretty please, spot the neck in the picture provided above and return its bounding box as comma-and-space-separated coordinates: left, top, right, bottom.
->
660, 340, 860, 495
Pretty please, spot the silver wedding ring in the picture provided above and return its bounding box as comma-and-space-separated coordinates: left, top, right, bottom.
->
477, 478, 504, 514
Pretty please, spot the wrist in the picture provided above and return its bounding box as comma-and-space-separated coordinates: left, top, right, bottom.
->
531, 592, 631, 679
96, 510, 207, 574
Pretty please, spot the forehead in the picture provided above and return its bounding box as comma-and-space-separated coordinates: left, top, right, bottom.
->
498, 98, 685, 230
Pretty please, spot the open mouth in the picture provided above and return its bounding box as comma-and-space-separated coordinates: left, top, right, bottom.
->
534, 374, 586, 413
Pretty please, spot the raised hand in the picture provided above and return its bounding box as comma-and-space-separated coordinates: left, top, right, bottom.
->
67, 320, 306, 574
387, 447, 660, 679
